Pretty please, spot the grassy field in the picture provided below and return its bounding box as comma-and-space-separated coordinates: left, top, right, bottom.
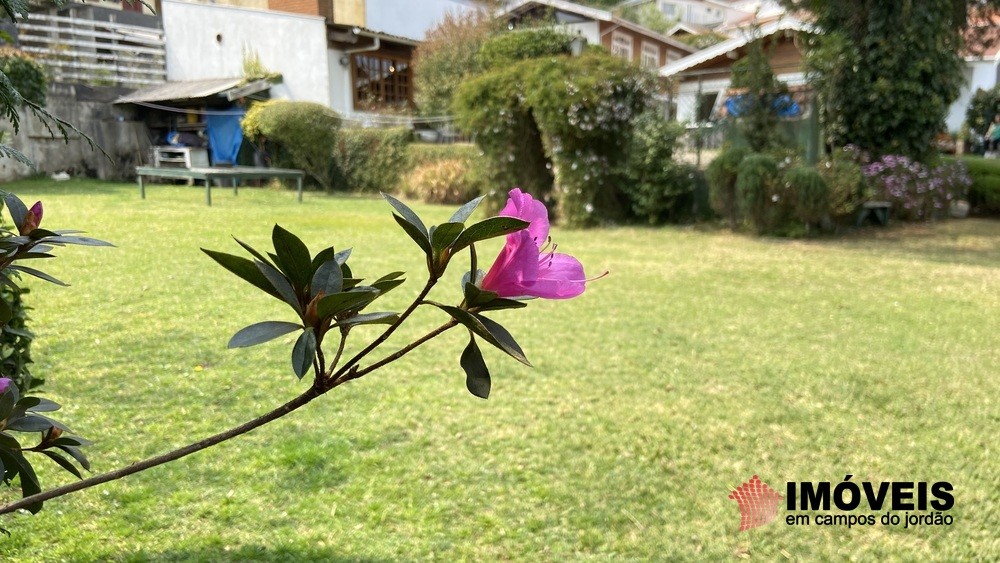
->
0, 178, 996, 561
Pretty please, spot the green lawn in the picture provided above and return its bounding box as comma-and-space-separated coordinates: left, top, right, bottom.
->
0, 178, 997, 561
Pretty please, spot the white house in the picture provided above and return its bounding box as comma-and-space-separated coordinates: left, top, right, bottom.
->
946, 23, 1000, 134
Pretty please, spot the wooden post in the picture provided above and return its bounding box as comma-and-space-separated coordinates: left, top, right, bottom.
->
138, 174, 145, 199
206, 179, 212, 206
297, 177, 303, 203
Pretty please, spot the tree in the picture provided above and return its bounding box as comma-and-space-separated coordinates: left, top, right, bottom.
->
729, 35, 791, 153
780, 1, 965, 161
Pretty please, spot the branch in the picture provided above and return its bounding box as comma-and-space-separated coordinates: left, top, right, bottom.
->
339, 319, 458, 385
0, 385, 322, 516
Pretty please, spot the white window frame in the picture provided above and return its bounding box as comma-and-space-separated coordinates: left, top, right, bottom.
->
611, 30, 633, 61
641, 41, 660, 68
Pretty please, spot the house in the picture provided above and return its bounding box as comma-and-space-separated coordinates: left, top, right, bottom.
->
650, 0, 745, 29
659, 14, 812, 122
499, 0, 697, 69
946, 15, 1000, 134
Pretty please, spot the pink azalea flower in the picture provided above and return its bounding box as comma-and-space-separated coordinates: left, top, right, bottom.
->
20, 201, 43, 235
0, 377, 12, 395
480, 188, 588, 299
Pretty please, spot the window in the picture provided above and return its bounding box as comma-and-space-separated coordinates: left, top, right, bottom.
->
352, 53, 412, 110
641, 42, 660, 68
611, 31, 633, 61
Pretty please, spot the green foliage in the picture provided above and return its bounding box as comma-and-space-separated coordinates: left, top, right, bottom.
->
0, 285, 37, 393
402, 158, 484, 205
618, 3, 676, 35
0, 47, 45, 106
241, 46, 280, 84
407, 143, 482, 168
729, 37, 790, 153
817, 156, 866, 218
706, 146, 749, 228
332, 127, 410, 193
965, 86, 1000, 136
413, 10, 500, 117
793, 0, 964, 161
455, 50, 655, 226
954, 155, 1000, 215
786, 165, 829, 226
476, 28, 573, 71
622, 112, 695, 223
241, 100, 342, 190
736, 153, 787, 234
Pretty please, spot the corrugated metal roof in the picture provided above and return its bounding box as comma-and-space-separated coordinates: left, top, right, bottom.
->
113, 77, 244, 104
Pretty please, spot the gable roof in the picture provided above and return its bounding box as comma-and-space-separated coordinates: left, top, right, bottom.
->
659, 15, 812, 77
500, 0, 698, 54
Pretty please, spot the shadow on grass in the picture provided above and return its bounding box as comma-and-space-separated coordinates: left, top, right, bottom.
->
128, 544, 391, 563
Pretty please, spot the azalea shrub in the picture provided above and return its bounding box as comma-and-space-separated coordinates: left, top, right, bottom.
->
951, 156, 1000, 216
861, 154, 971, 221
0, 188, 598, 523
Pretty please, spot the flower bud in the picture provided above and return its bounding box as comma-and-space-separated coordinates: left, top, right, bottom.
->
20, 201, 43, 235
0, 377, 13, 395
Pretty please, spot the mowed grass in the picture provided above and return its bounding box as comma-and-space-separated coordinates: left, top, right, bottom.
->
0, 178, 996, 561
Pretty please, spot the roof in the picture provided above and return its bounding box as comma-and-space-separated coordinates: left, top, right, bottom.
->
666, 21, 715, 37
963, 12, 1000, 60
329, 24, 421, 47
500, 0, 698, 54
659, 15, 812, 77
114, 77, 246, 104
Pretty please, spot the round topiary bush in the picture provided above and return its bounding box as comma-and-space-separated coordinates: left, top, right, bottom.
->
242, 100, 341, 190
706, 146, 749, 228
736, 153, 784, 234
786, 165, 829, 228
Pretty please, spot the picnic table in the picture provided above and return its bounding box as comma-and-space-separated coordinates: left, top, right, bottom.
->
135, 166, 306, 206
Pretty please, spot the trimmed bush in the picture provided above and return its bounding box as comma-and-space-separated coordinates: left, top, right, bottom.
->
737, 153, 786, 234
955, 156, 1000, 215
817, 157, 866, 219
402, 158, 483, 204
332, 127, 410, 193
786, 165, 829, 228
706, 146, 749, 228
408, 143, 482, 168
242, 100, 341, 190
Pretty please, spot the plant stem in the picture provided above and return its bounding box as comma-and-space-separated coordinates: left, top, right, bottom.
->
341, 320, 458, 384
0, 385, 322, 516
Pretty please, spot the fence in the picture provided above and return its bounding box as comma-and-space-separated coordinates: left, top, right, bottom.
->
16, 12, 166, 88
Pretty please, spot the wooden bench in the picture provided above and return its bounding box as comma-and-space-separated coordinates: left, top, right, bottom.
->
135, 166, 306, 206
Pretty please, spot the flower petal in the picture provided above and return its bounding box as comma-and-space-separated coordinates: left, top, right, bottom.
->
499, 188, 548, 247
480, 230, 539, 298
527, 252, 586, 299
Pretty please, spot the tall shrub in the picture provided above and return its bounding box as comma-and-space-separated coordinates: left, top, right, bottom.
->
736, 153, 786, 234
622, 112, 693, 223
706, 146, 749, 229
241, 100, 341, 190
332, 127, 410, 193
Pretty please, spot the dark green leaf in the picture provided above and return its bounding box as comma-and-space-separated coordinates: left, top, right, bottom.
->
201, 249, 280, 299
311, 259, 343, 297
233, 237, 274, 266
316, 290, 379, 318
461, 336, 491, 399
392, 213, 432, 256
0, 388, 17, 420
15, 252, 55, 260
449, 195, 486, 224
27, 228, 59, 240
25, 398, 60, 413
291, 329, 316, 379
432, 222, 465, 254
3, 193, 27, 231
8, 265, 66, 286
465, 281, 528, 312
310, 246, 338, 274
452, 217, 529, 251
0, 432, 20, 450
335, 248, 352, 265
0, 450, 42, 513
337, 311, 399, 327
6, 414, 55, 432
271, 225, 313, 288
371, 272, 405, 294
228, 321, 303, 349
51, 436, 91, 447
0, 298, 11, 326
432, 305, 531, 366
39, 450, 83, 479
256, 260, 302, 315
382, 192, 428, 238
55, 444, 90, 471
39, 235, 113, 247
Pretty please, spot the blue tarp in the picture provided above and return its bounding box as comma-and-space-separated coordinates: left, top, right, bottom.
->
205, 110, 245, 165
726, 94, 800, 118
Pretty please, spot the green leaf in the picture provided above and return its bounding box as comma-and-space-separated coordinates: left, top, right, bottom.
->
51, 436, 92, 447
3, 193, 27, 231
0, 298, 11, 326
316, 290, 379, 318
371, 272, 405, 294
465, 283, 528, 312
39, 235, 113, 247
256, 260, 302, 315
271, 225, 313, 289
452, 217, 529, 252
291, 329, 316, 379
0, 388, 17, 420
6, 414, 56, 432
311, 259, 343, 297
392, 213, 433, 256
228, 321, 303, 349
201, 249, 280, 299
337, 311, 399, 328
39, 450, 83, 479
8, 265, 66, 286
25, 398, 60, 413
432, 222, 465, 254
461, 336, 491, 399
432, 305, 531, 366
55, 444, 90, 471
234, 237, 274, 266
382, 192, 428, 238
27, 228, 59, 240
334, 248, 352, 265
0, 450, 42, 513
449, 195, 485, 224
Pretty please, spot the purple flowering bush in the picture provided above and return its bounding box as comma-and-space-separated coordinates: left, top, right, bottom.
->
861, 154, 972, 222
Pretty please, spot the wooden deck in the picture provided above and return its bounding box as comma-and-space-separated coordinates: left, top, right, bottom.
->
135, 166, 306, 206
